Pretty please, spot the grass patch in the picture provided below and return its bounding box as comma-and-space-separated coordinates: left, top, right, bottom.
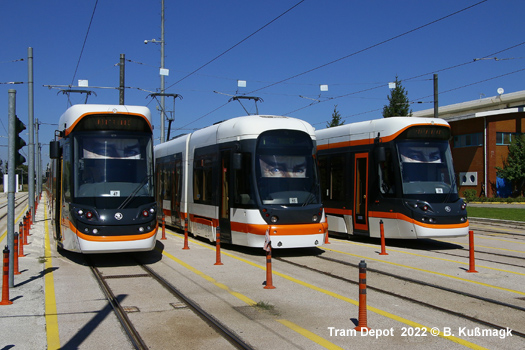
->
468, 207, 525, 222
254, 301, 275, 311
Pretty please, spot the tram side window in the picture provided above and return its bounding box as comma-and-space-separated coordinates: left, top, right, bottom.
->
233, 153, 256, 208
164, 166, 172, 200
319, 153, 346, 207
62, 140, 72, 202
378, 148, 395, 197
194, 156, 213, 205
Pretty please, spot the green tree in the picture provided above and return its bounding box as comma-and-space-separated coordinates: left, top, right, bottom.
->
326, 105, 344, 128
496, 134, 525, 197
382, 76, 412, 118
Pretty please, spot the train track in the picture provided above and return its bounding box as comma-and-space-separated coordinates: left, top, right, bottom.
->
275, 254, 525, 338
86, 254, 253, 350
0, 193, 29, 220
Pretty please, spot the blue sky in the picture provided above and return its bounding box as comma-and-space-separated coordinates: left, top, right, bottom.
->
1, 0, 525, 168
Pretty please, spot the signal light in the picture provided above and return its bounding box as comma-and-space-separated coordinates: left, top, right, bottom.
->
14, 116, 26, 167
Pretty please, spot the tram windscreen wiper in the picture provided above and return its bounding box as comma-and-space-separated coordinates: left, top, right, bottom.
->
118, 175, 151, 210
302, 182, 319, 207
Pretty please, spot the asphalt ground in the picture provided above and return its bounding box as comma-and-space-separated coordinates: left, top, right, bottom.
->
1, 195, 524, 349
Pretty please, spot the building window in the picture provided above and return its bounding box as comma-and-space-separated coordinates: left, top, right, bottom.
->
453, 133, 483, 148
496, 132, 522, 145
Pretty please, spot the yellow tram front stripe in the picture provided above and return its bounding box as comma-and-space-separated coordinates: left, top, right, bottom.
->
165, 230, 488, 350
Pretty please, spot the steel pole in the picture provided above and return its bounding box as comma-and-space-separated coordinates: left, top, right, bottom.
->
160, 0, 166, 143
7, 89, 16, 287
28, 47, 35, 221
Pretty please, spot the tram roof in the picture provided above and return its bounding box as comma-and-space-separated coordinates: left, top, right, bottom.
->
58, 104, 152, 135
316, 117, 449, 146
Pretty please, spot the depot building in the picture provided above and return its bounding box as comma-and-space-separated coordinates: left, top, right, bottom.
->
412, 90, 525, 198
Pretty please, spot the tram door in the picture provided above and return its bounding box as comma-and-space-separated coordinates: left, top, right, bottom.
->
353, 153, 369, 233
219, 150, 232, 243
171, 158, 183, 227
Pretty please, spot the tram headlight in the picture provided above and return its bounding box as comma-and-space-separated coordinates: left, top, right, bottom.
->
77, 209, 84, 216
271, 215, 279, 223
461, 202, 467, 210
85, 211, 93, 219
312, 214, 318, 222
142, 210, 149, 217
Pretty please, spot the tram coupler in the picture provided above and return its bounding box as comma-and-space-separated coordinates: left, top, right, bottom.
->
354, 260, 370, 331
379, 220, 388, 255
1, 246, 13, 305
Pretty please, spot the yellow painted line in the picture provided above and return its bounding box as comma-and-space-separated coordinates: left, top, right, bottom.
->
161, 233, 345, 349
276, 319, 344, 350
336, 239, 525, 277
166, 231, 488, 349
322, 246, 525, 296
43, 198, 61, 350
160, 249, 257, 306
440, 240, 525, 254
477, 236, 525, 245
0, 204, 28, 242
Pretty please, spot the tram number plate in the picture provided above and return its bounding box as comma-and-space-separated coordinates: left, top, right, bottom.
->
110, 190, 120, 196
290, 198, 298, 204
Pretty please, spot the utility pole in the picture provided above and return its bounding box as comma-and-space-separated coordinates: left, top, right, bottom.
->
145, 0, 167, 143
28, 47, 35, 220
160, 0, 166, 143
7, 89, 16, 287
35, 119, 41, 194
433, 74, 438, 118
119, 53, 125, 105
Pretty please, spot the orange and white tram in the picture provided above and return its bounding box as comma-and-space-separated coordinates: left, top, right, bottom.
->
315, 117, 469, 239
48, 104, 158, 253
155, 115, 327, 248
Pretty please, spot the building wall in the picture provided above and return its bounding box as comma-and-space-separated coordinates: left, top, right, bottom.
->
449, 112, 524, 198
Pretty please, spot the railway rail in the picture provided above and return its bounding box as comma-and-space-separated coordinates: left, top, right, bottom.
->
86, 253, 253, 350
275, 254, 525, 338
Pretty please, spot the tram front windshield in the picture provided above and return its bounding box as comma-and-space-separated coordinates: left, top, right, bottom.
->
397, 140, 457, 198
256, 130, 319, 206
73, 133, 154, 206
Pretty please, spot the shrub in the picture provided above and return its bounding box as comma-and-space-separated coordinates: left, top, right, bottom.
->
463, 189, 478, 202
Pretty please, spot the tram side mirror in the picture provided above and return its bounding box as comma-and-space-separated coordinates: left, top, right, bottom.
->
233, 152, 242, 170
375, 146, 386, 162
49, 141, 61, 159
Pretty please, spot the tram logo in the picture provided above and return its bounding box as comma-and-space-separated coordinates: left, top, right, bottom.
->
444, 206, 451, 212
115, 212, 123, 220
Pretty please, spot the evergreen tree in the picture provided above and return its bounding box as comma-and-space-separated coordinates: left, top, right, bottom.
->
496, 135, 525, 197
382, 76, 412, 118
326, 105, 344, 128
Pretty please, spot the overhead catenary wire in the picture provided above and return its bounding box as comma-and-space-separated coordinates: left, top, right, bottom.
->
165, 0, 306, 90
287, 40, 525, 123
245, 0, 489, 96
176, 0, 490, 130
70, 0, 99, 87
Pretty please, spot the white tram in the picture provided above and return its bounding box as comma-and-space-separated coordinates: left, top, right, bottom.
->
48, 104, 158, 253
155, 115, 327, 248
316, 117, 469, 239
